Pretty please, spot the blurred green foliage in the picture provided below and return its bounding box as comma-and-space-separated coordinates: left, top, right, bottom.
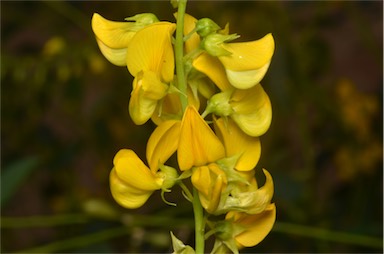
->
1, 1, 382, 253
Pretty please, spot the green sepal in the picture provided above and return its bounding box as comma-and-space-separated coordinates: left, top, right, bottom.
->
171, 232, 196, 254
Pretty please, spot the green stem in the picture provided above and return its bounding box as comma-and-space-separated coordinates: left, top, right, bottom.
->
175, 0, 188, 112
192, 187, 205, 253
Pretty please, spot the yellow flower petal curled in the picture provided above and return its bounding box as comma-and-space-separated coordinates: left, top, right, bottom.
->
95, 39, 127, 66
110, 149, 163, 209
218, 33, 275, 89
126, 22, 176, 82
129, 70, 168, 125
230, 83, 272, 137
192, 163, 227, 213
225, 62, 271, 90
110, 168, 155, 209
193, 52, 232, 91
215, 168, 274, 215
226, 203, 276, 248
214, 117, 261, 171
234, 169, 274, 214
146, 120, 181, 172
178, 106, 225, 171
91, 13, 158, 66
92, 13, 157, 49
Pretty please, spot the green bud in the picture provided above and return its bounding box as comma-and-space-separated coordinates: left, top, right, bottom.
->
125, 13, 159, 28
202, 33, 240, 57
195, 18, 221, 37
158, 165, 179, 190
206, 90, 234, 116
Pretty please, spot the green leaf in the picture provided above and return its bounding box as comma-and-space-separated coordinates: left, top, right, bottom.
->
1, 156, 40, 207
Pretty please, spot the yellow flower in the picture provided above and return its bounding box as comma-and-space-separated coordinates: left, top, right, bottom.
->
214, 117, 261, 171
126, 22, 176, 83
192, 163, 227, 213
218, 33, 275, 89
91, 13, 158, 66
207, 84, 272, 137
129, 70, 169, 125
226, 203, 276, 248
110, 149, 163, 209
125, 22, 176, 124
178, 106, 225, 171
216, 169, 274, 214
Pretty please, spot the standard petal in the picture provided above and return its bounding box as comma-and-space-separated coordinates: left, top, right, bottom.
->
92, 13, 137, 49
126, 22, 176, 82
113, 149, 163, 191
230, 84, 272, 137
219, 33, 274, 71
193, 52, 232, 91
110, 168, 154, 209
178, 106, 225, 171
146, 120, 181, 172
214, 117, 261, 171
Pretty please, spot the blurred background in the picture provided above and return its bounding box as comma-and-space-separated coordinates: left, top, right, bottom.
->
1, 1, 382, 253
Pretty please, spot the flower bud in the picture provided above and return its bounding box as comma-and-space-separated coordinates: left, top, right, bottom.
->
202, 33, 240, 57
205, 90, 234, 116
125, 13, 159, 25
158, 165, 179, 190
195, 18, 221, 37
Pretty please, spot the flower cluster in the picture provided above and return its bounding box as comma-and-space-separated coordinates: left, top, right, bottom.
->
92, 7, 275, 253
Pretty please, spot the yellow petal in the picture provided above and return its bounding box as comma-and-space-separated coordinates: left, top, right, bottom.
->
129, 71, 168, 125
110, 168, 154, 209
230, 84, 272, 137
193, 52, 232, 91
126, 22, 176, 82
214, 117, 261, 171
183, 13, 201, 53
192, 164, 227, 213
91, 13, 136, 49
219, 33, 274, 71
237, 169, 274, 214
151, 92, 183, 125
225, 61, 271, 89
146, 120, 181, 172
178, 106, 225, 171
191, 166, 211, 197
95, 38, 127, 66
113, 149, 162, 191
228, 203, 276, 247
